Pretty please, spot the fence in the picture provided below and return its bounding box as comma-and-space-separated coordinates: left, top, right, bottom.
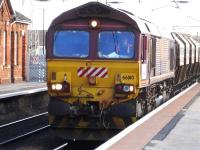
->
28, 49, 46, 82
27, 30, 47, 82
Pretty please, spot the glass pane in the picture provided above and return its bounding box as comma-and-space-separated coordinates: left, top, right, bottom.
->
53, 31, 89, 58
98, 31, 135, 59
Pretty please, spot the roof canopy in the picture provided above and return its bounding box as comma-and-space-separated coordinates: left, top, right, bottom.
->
0, 0, 31, 24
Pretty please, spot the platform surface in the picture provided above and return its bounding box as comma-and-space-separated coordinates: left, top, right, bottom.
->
96, 83, 200, 150
0, 82, 47, 99
145, 92, 200, 150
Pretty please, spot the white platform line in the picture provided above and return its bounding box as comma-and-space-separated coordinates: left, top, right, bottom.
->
0, 87, 47, 99
96, 83, 198, 150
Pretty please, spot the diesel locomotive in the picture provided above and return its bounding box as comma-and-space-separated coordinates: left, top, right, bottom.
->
46, 2, 200, 140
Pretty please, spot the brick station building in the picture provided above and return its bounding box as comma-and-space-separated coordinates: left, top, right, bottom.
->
0, 0, 31, 84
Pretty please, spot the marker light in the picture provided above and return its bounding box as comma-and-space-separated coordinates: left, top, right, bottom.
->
52, 84, 56, 90
115, 84, 134, 93
116, 85, 123, 91
55, 84, 62, 90
90, 20, 98, 28
129, 86, 134, 92
50, 82, 71, 97
123, 85, 130, 92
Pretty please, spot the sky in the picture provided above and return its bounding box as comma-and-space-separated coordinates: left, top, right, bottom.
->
10, 0, 200, 36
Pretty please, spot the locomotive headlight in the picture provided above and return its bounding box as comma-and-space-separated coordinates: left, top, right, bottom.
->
123, 85, 130, 92
90, 20, 99, 28
51, 84, 56, 90
115, 84, 134, 94
91, 20, 98, 28
55, 83, 62, 90
50, 82, 71, 97
129, 85, 134, 92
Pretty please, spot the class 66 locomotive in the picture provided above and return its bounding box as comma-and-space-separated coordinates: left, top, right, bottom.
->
46, 2, 200, 140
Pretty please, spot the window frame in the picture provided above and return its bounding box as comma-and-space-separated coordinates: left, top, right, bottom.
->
49, 24, 139, 60
97, 30, 136, 60
52, 30, 90, 58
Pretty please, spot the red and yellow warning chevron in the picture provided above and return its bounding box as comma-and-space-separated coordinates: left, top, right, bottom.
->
77, 67, 108, 78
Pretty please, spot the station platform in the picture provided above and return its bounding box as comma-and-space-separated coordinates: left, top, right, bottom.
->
145, 91, 200, 150
96, 83, 200, 150
0, 82, 47, 99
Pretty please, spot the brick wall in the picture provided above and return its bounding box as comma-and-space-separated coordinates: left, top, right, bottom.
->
0, 0, 29, 84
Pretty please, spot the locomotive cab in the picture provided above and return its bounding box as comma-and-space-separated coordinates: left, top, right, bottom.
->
46, 2, 176, 140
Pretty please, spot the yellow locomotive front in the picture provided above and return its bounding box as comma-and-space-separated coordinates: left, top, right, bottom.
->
46, 2, 142, 140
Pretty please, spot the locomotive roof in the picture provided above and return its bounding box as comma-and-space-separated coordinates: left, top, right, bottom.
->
49, 2, 171, 39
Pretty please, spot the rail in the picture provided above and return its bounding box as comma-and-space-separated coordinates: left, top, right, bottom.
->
53, 142, 68, 150
0, 112, 49, 145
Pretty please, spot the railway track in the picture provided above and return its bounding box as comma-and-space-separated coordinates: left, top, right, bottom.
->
53, 140, 103, 150
1, 85, 198, 150
53, 142, 68, 150
0, 112, 49, 145
0, 111, 102, 150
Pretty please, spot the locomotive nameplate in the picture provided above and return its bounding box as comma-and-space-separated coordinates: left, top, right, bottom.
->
120, 73, 135, 84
